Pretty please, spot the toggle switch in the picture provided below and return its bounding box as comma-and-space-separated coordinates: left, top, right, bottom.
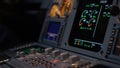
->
45, 48, 52, 55
69, 55, 80, 63
52, 50, 60, 58
60, 52, 69, 61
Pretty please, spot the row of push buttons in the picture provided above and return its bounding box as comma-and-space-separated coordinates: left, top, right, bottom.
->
106, 28, 116, 55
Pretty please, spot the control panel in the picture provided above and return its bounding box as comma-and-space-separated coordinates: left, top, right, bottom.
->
3, 45, 98, 68
13, 46, 94, 68
0, 0, 120, 68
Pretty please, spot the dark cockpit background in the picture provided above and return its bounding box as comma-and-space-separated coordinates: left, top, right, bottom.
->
0, 0, 48, 51
0, 0, 120, 68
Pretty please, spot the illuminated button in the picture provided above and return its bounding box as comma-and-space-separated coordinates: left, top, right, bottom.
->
19, 51, 25, 57
52, 50, 60, 58
34, 48, 40, 52
52, 59, 59, 64
30, 48, 35, 54
69, 55, 80, 63
16, 51, 20, 56
109, 40, 113, 44
86, 62, 92, 68
111, 29, 116, 35
71, 64, 79, 68
109, 37, 114, 45
109, 37, 114, 41
60, 52, 69, 61
112, 32, 115, 36
45, 48, 52, 55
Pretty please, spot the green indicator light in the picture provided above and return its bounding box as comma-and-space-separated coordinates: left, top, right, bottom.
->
85, 5, 90, 7
86, 21, 89, 23
102, 15, 106, 17
105, 8, 107, 10
83, 16, 86, 18
80, 27, 83, 29
95, 4, 99, 7
90, 16, 92, 18
35, 48, 40, 52
107, 15, 110, 17
93, 16, 96, 18
89, 28, 92, 30
88, 45, 90, 48
24, 49, 30, 54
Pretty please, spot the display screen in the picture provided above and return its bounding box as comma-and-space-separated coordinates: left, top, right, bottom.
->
45, 21, 60, 41
68, 0, 113, 52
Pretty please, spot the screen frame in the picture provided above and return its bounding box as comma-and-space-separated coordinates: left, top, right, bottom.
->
43, 21, 61, 43
60, 0, 115, 59
39, 18, 65, 47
